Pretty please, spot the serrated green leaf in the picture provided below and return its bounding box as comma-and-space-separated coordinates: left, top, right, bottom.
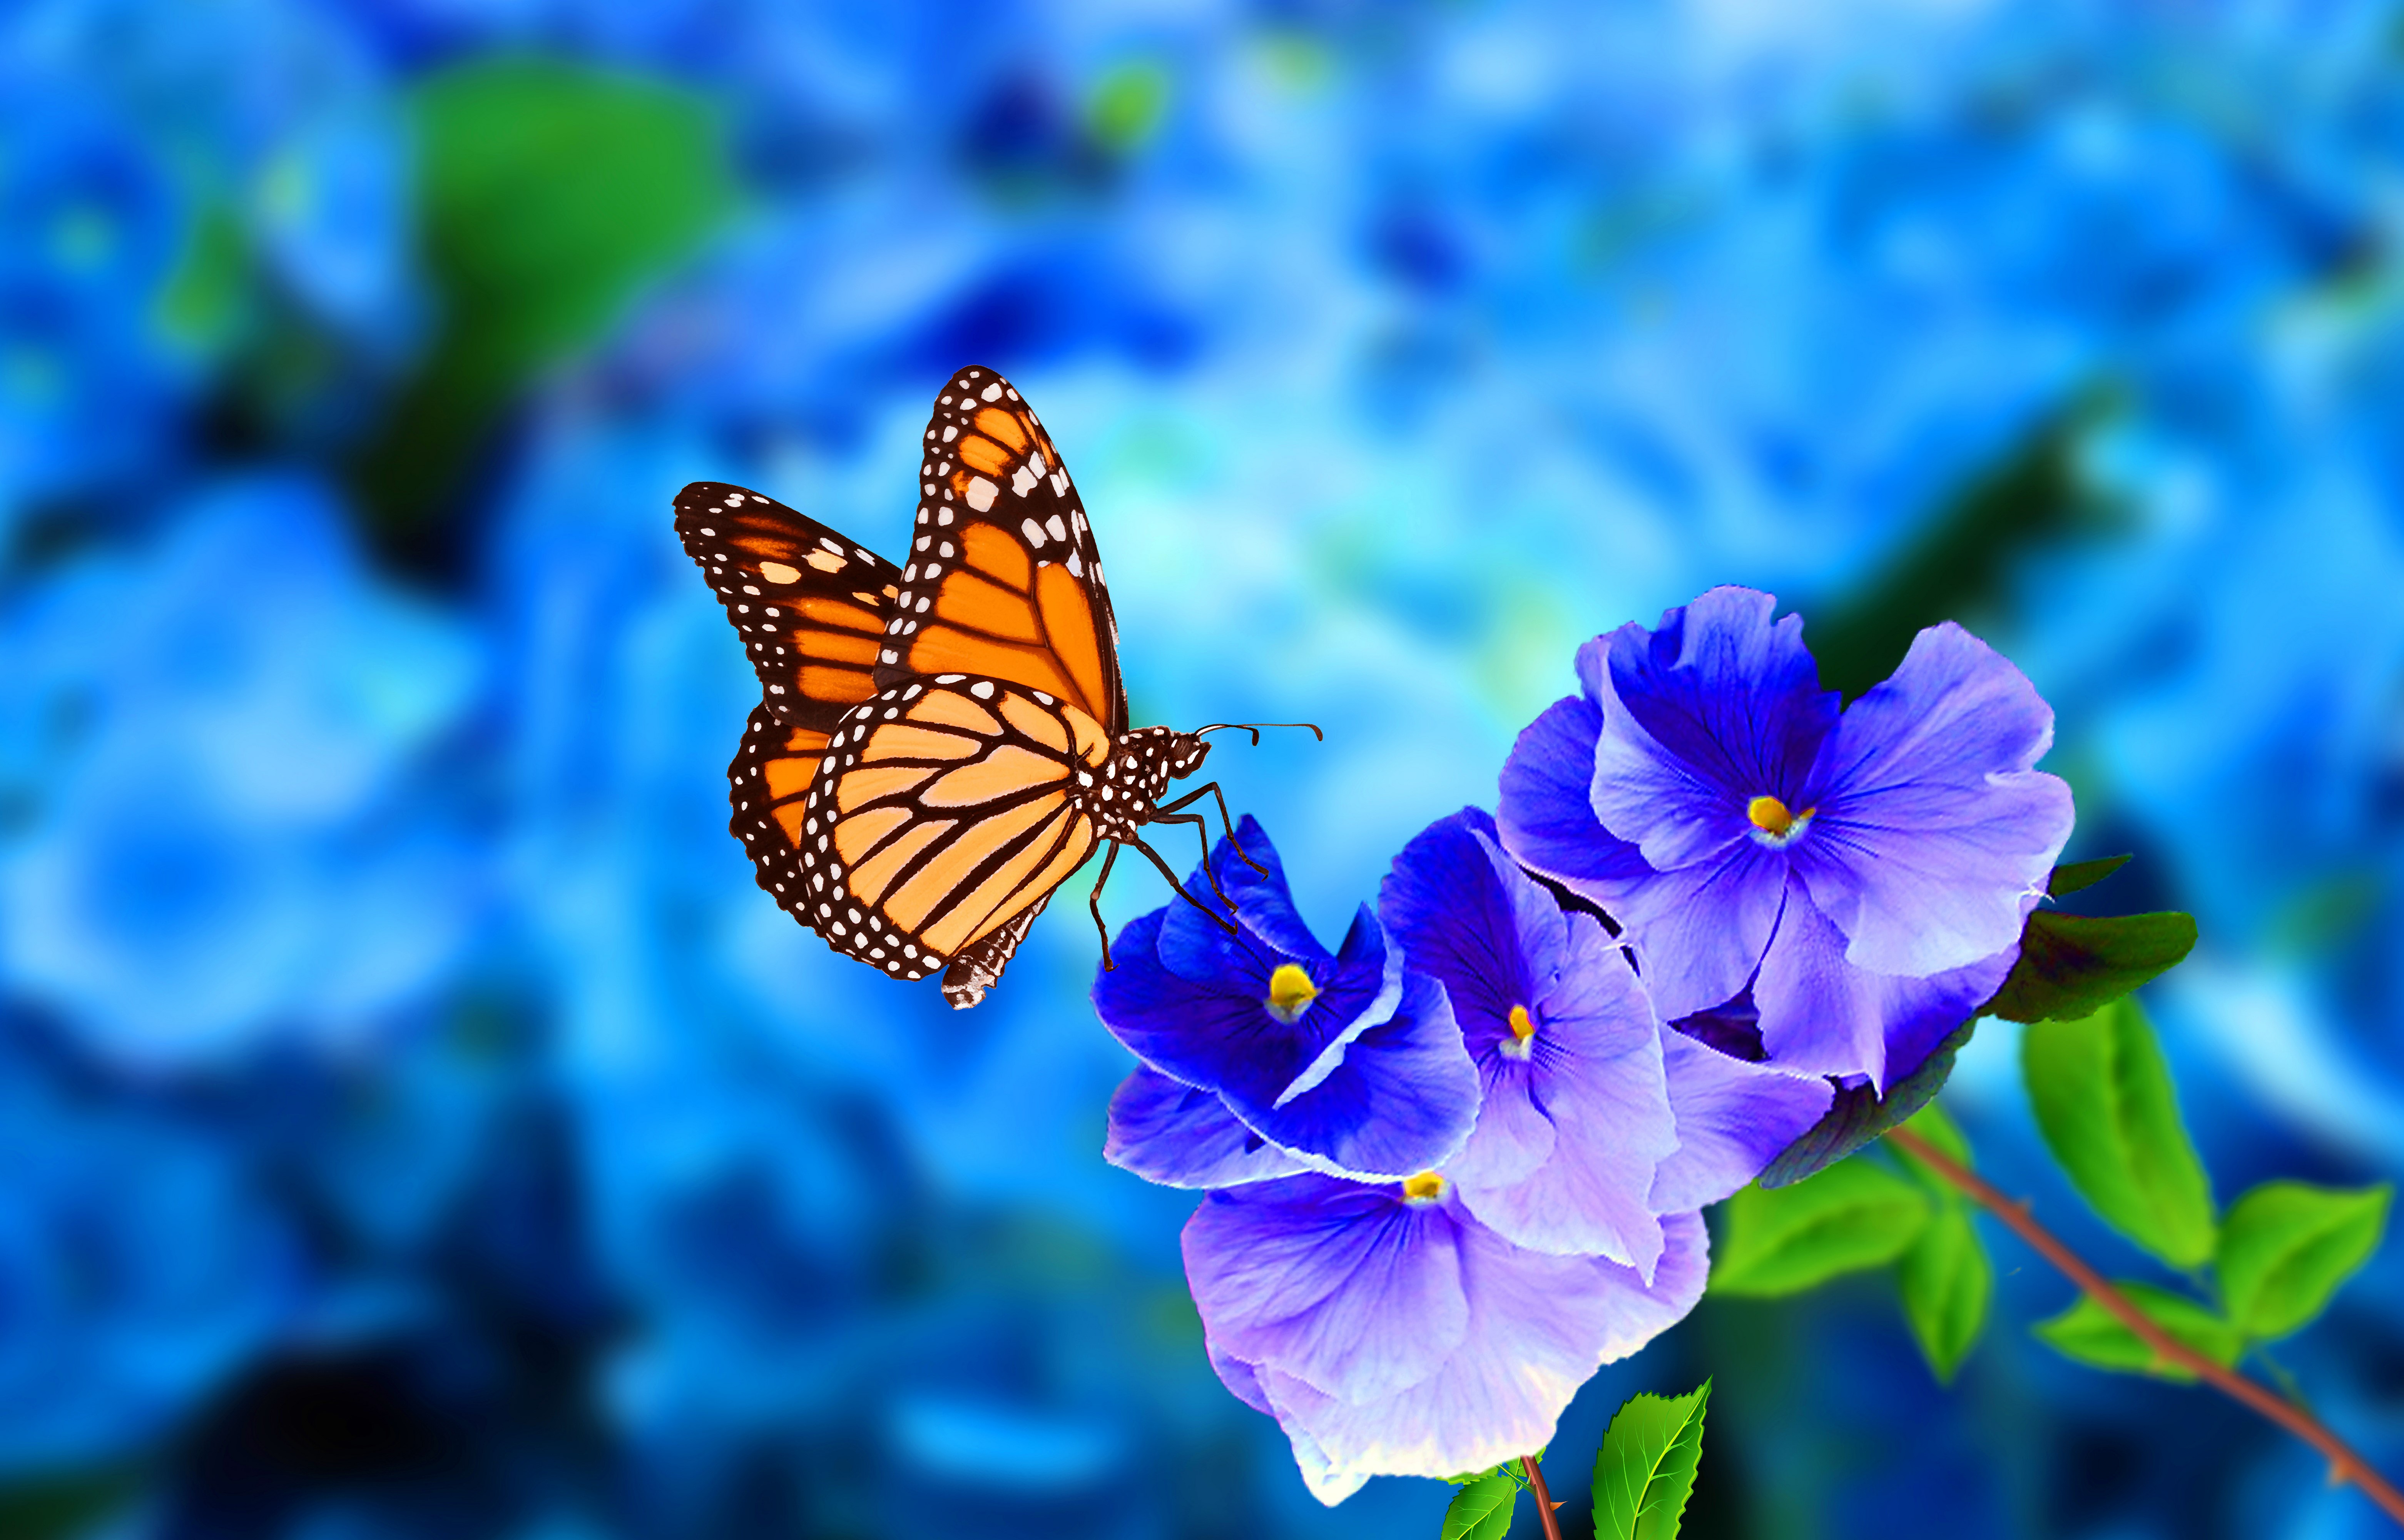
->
2021, 997, 2217, 1267
1759, 1018, 1977, 1188
1439, 1468, 1519, 1540
1712, 1160, 1932, 1297
1897, 1203, 1991, 1382
2034, 1281, 2241, 1382
2217, 1181, 2392, 1341
2048, 855, 2132, 897
1984, 910, 2197, 1024
1593, 1381, 1711, 1540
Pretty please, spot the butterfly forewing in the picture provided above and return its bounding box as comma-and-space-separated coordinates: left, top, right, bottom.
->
878, 367, 1128, 735
676, 481, 900, 733
740, 675, 1107, 984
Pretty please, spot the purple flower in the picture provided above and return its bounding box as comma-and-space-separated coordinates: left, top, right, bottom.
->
1093, 817, 1479, 1181
1378, 808, 1831, 1271
1124, 808, 1830, 1497
1500, 587, 2073, 1088
1185, 1176, 1708, 1503
1103, 1066, 1312, 1189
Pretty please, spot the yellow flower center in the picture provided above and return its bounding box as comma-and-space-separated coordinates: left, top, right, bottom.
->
1747, 794, 1813, 842
1266, 963, 1319, 1023
1499, 1003, 1536, 1059
1401, 1171, 1445, 1203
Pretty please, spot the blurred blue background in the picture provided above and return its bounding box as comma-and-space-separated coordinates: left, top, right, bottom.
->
3, 1, 2402, 1535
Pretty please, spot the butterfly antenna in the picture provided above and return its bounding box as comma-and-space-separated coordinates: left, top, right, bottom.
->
1193, 722, 1325, 747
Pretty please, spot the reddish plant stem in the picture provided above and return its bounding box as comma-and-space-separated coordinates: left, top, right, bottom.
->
1886, 1127, 2404, 1530
1520, 1453, 1564, 1540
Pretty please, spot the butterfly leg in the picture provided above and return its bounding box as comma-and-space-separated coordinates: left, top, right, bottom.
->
1148, 810, 1241, 913
1155, 781, 1268, 875
1089, 843, 1122, 970
1130, 836, 1241, 938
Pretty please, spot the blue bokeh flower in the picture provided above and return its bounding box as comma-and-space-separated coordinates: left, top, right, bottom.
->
0, 1034, 302, 1476
1501, 586, 2073, 1087
0, 74, 194, 521
0, 474, 489, 1068
1094, 817, 1478, 1181
0, 0, 2393, 1531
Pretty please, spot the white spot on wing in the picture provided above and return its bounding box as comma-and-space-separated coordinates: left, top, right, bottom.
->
1021, 516, 1047, 548
965, 477, 998, 512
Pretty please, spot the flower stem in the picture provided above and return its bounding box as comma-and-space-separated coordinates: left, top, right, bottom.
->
1886, 1127, 2404, 1530
1520, 1453, 1564, 1540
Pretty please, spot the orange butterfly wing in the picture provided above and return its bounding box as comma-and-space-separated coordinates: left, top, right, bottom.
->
873, 366, 1128, 735
727, 675, 1107, 999
676, 481, 900, 733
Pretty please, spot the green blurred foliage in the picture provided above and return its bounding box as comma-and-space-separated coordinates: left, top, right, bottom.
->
355, 58, 736, 560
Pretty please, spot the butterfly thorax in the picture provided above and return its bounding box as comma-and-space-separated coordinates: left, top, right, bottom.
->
1080, 727, 1209, 842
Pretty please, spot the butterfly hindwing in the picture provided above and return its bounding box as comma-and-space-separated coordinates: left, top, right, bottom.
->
777, 676, 1107, 988
676, 481, 901, 733
727, 702, 930, 962
876, 366, 1127, 734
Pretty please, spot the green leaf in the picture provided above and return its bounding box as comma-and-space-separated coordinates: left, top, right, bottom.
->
1759, 1018, 1976, 1188
1712, 1160, 1933, 1297
1896, 1203, 1992, 1382
2021, 997, 2217, 1267
1592, 1381, 1711, 1540
2034, 1281, 2242, 1382
2216, 1181, 2393, 1341
356, 58, 737, 545
1439, 1468, 1519, 1540
1984, 910, 2198, 1024
2048, 854, 2132, 897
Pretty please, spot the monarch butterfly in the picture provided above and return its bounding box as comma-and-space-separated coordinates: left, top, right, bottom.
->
677, 365, 1314, 1008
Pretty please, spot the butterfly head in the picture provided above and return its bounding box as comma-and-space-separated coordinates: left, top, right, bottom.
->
1108, 725, 1205, 803
1166, 733, 1212, 782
